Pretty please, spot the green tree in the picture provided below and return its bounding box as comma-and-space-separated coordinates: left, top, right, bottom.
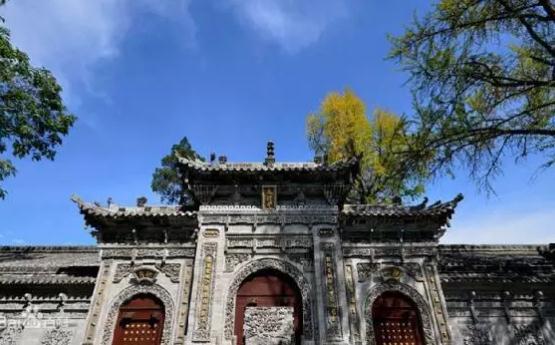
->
0, 21, 76, 199
390, 0, 555, 191
151, 136, 204, 204
307, 89, 429, 203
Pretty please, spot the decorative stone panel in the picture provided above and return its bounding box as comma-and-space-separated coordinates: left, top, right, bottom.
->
512, 322, 547, 345
321, 243, 342, 340
425, 264, 450, 344
0, 324, 23, 345
244, 307, 294, 345
345, 264, 361, 342
461, 322, 492, 345
192, 243, 217, 341
224, 258, 314, 340
40, 326, 73, 345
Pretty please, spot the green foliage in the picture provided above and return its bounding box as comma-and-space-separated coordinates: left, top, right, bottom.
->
307, 89, 429, 203
0, 25, 76, 199
151, 137, 204, 204
390, 0, 555, 191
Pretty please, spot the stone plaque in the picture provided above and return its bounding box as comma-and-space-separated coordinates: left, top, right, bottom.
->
244, 306, 294, 345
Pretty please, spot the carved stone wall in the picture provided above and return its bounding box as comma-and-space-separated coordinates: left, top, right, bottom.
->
321, 243, 342, 341
244, 307, 294, 345
192, 243, 217, 342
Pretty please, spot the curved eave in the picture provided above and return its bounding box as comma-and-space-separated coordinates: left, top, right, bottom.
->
341, 194, 463, 221
71, 196, 198, 229
0, 276, 97, 285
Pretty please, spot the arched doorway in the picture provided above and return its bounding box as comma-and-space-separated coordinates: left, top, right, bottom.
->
234, 269, 303, 345
371, 291, 425, 345
111, 294, 165, 345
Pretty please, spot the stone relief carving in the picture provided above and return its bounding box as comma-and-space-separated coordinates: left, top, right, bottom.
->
365, 282, 435, 345
244, 307, 294, 345
224, 258, 314, 340
462, 323, 492, 345
102, 248, 195, 259
226, 235, 313, 251
202, 212, 337, 226
357, 262, 379, 282
322, 244, 342, 340
512, 323, 547, 345
405, 262, 424, 282
0, 324, 23, 345
154, 263, 182, 283
175, 262, 194, 344
113, 263, 181, 283
193, 243, 217, 341
345, 264, 361, 342
225, 253, 251, 272
83, 261, 111, 344
343, 247, 373, 258
40, 326, 73, 345
425, 264, 450, 344
102, 284, 174, 345
286, 252, 313, 271
113, 263, 132, 283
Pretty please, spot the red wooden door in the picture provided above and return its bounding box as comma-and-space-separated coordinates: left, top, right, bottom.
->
372, 291, 424, 345
234, 269, 303, 345
112, 294, 165, 345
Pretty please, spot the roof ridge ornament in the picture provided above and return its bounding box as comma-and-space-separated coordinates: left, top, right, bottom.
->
264, 141, 275, 167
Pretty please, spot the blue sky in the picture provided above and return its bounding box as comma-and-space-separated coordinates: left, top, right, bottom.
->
0, 0, 554, 245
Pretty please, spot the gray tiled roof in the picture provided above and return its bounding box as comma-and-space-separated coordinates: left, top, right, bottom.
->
176, 156, 358, 173
0, 246, 99, 287
438, 244, 555, 284
0, 246, 99, 268
342, 194, 463, 218
72, 196, 196, 219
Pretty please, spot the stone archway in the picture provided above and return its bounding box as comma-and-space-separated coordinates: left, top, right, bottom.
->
365, 282, 435, 345
102, 284, 175, 345
224, 258, 314, 341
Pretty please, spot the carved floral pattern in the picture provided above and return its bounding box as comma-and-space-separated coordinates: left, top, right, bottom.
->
193, 243, 217, 341
322, 244, 342, 339
225, 253, 251, 272
154, 263, 182, 283
365, 282, 435, 345
40, 326, 73, 345
462, 323, 492, 345
357, 262, 379, 282
224, 258, 314, 340
0, 324, 23, 345
101, 284, 174, 345
244, 307, 294, 345
512, 323, 547, 345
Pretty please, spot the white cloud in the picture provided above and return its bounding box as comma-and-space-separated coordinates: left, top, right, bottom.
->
225, 0, 350, 53
442, 207, 555, 244
1, 0, 194, 105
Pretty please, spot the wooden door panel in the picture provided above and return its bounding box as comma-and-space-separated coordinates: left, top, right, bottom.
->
372, 292, 424, 345
112, 295, 165, 345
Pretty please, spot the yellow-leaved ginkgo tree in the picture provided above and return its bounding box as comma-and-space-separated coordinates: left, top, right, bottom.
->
307, 89, 431, 203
